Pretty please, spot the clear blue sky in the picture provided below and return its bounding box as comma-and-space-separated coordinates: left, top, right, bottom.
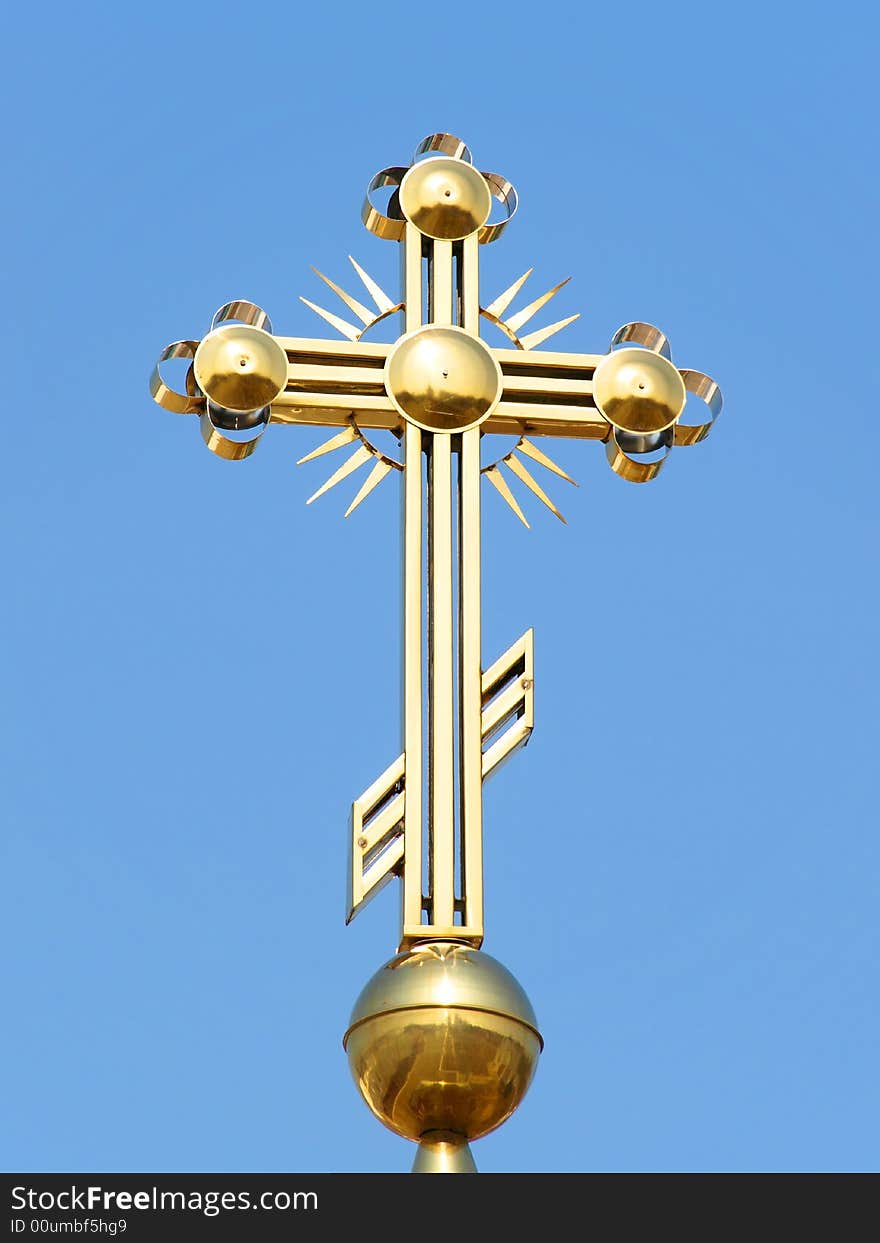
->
2, 1, 877, 1173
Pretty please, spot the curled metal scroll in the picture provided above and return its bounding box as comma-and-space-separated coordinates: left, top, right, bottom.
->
413, 133, 474, 163
197, 301, 273, 458
199, 405, 266, 461
674, 370, 723, 445
211, 300, 272, 333
604, 322, 673, 481
149, 340, 204, 415
603, 324, 722, 483
605, 427, 673, 483
478, 172, 518, 244
362, 167, 408, 241
363, 135, 517, 245
150, 302, 274, 460
610, 321, 672, 360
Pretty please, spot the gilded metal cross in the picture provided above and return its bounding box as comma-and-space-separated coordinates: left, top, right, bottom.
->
150, 132, 722, 953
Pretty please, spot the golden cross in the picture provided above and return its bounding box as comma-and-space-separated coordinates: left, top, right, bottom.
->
150, 132, 722, 953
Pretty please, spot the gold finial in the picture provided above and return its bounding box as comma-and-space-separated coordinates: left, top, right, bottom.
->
344, 943, 541, 1171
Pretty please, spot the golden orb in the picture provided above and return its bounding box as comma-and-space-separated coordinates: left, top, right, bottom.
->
193, 323, 288, 414
399, 157, 492, 240
385, 325, 503, 434
592, 346, 686, 436
344, 942, 542, 1148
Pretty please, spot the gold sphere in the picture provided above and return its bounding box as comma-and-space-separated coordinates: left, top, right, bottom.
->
592, 347, 686, 436
385, 325, 502, 434
344, 942, 542, 1145
399, 157, 492, 240
193, 324, 288, 414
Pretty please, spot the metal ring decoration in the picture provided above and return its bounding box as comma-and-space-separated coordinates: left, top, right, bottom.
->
199, 404, 267, 461
673, 369, 723, 446
605, 322, 673, 481
480, 434, 525, 476
605, 425, 674, 483
196, 299, 275, 459
602, 326, 722, 481
610, 321, 672, 359
210, 300, 272, 333
478, 172, 518, 244
149, 340, 205, 415
152, 302, 276, 461
413, 136, 514, 243
413, 133, 474, 164
363, 139, 516, 245
362, 167, 408, 241
479, 307, 522, 347
351, 417, 404, 471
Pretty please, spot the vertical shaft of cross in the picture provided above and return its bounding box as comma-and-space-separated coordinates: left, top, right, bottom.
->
401, 225, 424, 941
458, 233, 483, 939
399, 224, 485, 948
428, 239, 455, 927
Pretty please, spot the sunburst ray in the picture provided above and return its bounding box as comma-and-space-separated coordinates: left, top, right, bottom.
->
504, 454, 566, 523
518, 437, 577, 485
519, 313, 580, 350
344, 459, 393, 517
306, 444, 372, 505
484, 269, 533, 320
296, 426, 358, 465
311, 267, 375, 326
299, 296, 361, 342
505, 278, 571, 335
348, 257, 395, 314
482, 270, 579, 351
484, 465, 529, 528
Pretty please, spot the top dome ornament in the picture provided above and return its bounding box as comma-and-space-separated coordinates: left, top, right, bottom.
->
149, 132, 724, 1172
398, 157, 493, 240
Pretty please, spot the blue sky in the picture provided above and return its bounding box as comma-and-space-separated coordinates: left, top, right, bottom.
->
1, 2, 877, 1172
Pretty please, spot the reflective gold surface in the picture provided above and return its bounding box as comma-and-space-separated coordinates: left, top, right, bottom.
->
193, 323, 288, 413
414, 132, 474, 162
592, 345, 686, 435
481, 630, 534, 779
149, 339, 201, 415
300, 258, 403, 342
605, 426, 671, 483
346, 941, 540, 1031
401, 421, 424, 940
345, 943, 541, 1146
347, 753, 405, 923
392, 230, 489, 947
459, 425, 483, 937
149, 135, 725, 1173
399, 157, 491, 241
429, 432, 455, 924
412, 1132, 477, 1174
152, 137, 724, 952
384, 326, 502, 433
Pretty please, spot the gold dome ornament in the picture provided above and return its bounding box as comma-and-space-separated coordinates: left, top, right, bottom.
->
344, 943, 542, 1173
193, 323, 288, 419
384, 325, 503, 433
398, 156, 492, 240
592, 346, 686, 437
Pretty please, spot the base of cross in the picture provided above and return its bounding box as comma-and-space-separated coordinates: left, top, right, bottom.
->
412, 1132, 477, 1174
